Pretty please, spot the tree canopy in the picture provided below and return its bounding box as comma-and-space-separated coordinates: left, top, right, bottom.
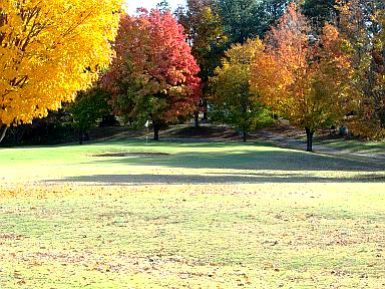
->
0, 0, 122, 132
210, 39, 273, 141
251, 3, 353, 151
104, 9, 201, 140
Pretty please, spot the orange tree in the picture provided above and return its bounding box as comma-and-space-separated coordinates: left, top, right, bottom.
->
104, 9, 201, 140
251, 3, 353, 151
0, 0, 122, 141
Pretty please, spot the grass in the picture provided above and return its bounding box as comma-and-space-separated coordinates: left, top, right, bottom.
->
317, 138, 385, 155
1, 140, 385, 288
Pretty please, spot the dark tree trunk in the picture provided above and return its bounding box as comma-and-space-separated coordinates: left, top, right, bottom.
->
242, 131, 247, 142
194, 111, 199, 128
79, 129, 84, 145
305, 127, 314, 152
0, 125, 8, 143
153, 121, 160, 141
202, 99, 208, 122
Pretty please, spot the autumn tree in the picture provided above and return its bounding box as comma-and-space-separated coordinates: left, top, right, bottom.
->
0, 0, 123, 142
210, 39, 273, 142
338, 0, 385, 139
251, 3, 352, 151
104, 9, 201, 140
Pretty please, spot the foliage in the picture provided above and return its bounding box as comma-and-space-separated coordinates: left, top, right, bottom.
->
210, 39, 274, 141
251, 3, 353, 151
217, 0, 261, 44
104, 9, 201, 140
175, 0, 228, 124
255, 0, 294, 37
217, 0, 293, 44
301, 0, 337, 26
176, 0, 227, 83
0, 110, 75, 146
337, 0, 385, 140
68, 87, 111, 144
0, 0, 122, 129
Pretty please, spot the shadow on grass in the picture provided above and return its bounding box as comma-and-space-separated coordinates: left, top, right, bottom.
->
91, 150, 384, 172
48, 172, 385, 185
46, 148, 385, 185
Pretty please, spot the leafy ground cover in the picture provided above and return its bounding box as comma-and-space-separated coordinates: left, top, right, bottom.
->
1, 140, 385, 288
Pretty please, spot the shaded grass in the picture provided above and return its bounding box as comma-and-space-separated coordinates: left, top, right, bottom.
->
0, 140, 384, 186
318, 138, 385, 154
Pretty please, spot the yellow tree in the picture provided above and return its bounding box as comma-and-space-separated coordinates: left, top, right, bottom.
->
251, 3, 352, 151
338, 0, 385, 139
210, 39, 273, 142
0, 0, 122, 140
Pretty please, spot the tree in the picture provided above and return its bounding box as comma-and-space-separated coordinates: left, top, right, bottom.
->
337, 0, 385, 140
251, 3, 353, 151
218, 0, 261, 44
175, 0, 227, 126
104, 9, 201, 140
156, 0, 171, 13
210, 39, 273, 142
256, 0, 294, 37
302, 0, 337, 26
0, 0, 123, 142
68, 87, 111, 144
218, 0, 293, 44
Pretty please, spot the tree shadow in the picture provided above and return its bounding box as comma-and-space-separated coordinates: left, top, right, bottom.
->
45, 148, 385, 185
90, 149, 384, 172
48, 172, 385, 185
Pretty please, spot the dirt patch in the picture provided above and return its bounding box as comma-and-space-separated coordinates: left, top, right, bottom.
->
93, 152, 170, 158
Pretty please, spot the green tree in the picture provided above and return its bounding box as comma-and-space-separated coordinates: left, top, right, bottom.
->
256, 0, 293, 36
176, 0, 228, 126
302, 0, 337, 26
218, 0, 261, 44
210, 39, 273, 142
217, 0, 294, 44
68, 87, 111, 144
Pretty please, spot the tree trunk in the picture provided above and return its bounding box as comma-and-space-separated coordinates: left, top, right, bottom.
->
202, 99, 208, 122
305, 127, 314, 152
153, 121, 160, 141
79, 130, 84, 145
194, 111, 199, 128
242, 131, 247, 142
0, 125, 8, 143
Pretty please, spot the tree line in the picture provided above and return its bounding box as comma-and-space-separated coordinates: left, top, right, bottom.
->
0, 0, 384, 151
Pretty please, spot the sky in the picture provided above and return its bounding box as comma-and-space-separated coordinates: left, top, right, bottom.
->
125, 0, 186, 14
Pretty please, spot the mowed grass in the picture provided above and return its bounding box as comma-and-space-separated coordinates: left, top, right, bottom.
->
1, 140, 385, 288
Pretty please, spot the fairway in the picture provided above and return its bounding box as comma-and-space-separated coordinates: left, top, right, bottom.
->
1, 141, 385, 288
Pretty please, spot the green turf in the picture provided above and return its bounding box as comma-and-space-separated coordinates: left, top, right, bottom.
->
318, 138, 385, 154
1, 140, 385, 288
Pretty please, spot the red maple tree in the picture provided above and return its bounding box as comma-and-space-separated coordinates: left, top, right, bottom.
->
104, 9, 201, 140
